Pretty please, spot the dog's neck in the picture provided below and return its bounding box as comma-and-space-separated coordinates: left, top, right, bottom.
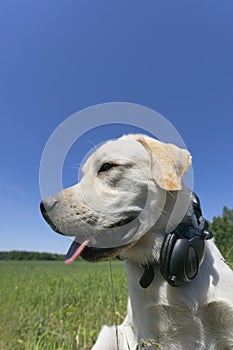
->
122, 187, 193, 265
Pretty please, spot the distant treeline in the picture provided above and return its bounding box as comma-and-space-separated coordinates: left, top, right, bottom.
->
0, 250, 65, 261
209, 206, 233, 265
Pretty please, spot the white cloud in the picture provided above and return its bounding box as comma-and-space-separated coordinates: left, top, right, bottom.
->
0, 183, 23, 194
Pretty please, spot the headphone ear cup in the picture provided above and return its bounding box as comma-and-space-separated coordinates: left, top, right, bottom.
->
160, 232, 178, 284
160, 227, 205, 287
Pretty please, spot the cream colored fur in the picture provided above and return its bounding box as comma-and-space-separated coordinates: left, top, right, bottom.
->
42, 134, 233, 350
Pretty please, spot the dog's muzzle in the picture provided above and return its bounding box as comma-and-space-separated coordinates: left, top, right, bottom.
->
40, 198, 131, 263
40, 197, 58, 213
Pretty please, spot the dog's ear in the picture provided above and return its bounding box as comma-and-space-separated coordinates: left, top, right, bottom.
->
134, 135, 192, 191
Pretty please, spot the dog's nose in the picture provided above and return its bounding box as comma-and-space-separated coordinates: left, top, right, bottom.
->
40, 197, 59, 214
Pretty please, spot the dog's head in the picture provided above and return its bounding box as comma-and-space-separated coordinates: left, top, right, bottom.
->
40, 134, 192, 263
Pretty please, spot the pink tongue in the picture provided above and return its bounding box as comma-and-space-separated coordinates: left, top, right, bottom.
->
64, 239, 90, 264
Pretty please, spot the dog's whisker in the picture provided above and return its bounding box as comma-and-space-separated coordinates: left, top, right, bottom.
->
71, 162, 82, 169
154, 206, 174, 219
167, 191, 177, 200
155, 205, 186, 225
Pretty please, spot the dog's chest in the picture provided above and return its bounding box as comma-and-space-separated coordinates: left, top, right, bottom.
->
126, 261, 206, 349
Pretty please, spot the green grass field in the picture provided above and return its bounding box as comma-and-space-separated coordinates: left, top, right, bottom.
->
2, 258, 232, 350
0, 260, 128, 350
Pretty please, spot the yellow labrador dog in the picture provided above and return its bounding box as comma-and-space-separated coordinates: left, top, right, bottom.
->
41, 134, 233, 349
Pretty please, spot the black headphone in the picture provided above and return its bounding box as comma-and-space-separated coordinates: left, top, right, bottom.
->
159, 193, 213, 287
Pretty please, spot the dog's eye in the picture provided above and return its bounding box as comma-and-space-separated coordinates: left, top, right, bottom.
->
98, 163, 117, 173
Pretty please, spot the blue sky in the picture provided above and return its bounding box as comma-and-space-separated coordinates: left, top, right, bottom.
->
1, 0, 233, 253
